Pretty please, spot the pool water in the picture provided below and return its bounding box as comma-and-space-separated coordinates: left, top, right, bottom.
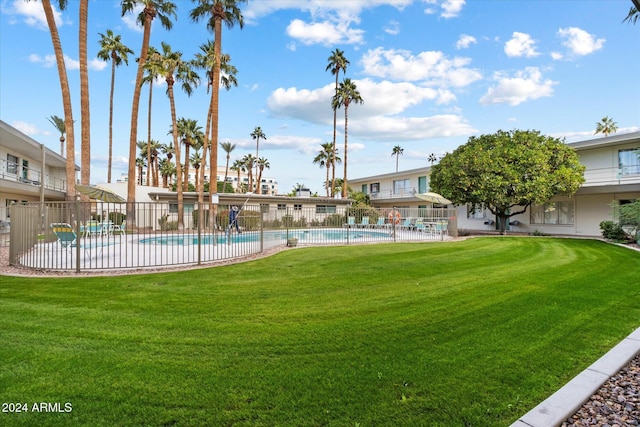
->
139, 229, 391, 245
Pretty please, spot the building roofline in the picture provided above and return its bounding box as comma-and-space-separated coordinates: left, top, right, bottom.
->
568, 130, 640, 150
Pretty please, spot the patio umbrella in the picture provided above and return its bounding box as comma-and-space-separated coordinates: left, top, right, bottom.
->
415, 192, 452, 205
75, 185, 125, 203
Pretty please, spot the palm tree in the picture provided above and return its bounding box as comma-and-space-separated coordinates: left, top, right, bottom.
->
241, 154, 255, 193
428, 153, 437, 166
392, 145, 404, 172
190, 149, 203, 190
313, 142, 334, 197
98, 30, 134, 183
147, 139, 162, 187
175, 118, 203, 191
122, 0, 176, 215
595, 116, 618, 137
255, 157, 270, 195
220, 141, 236, 193
326, 49, 350, 197
37, 0, 76, 199
162, 141, 175, 163
136, 156, 146, 185
250, 126, 266, 190
159, 158, 176, 188
142, 46, 163, 186
333, 78, 363, 198
79, 0, 90, 187
230, 159, 245, 193
149, 41, 200, 228
190, 0, 246, 228
47, 115, 66, 155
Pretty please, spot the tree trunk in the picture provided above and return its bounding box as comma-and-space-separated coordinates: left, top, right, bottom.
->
147, 77, 153, 186
79, 0, 90, 188
208, 10, 223, 230
168, 81, 184, 229
342, 105, 349, 199
42, 0, 75, 201
107, 54, 115, 183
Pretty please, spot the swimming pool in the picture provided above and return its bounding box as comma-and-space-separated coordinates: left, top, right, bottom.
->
139, 229, 392, 245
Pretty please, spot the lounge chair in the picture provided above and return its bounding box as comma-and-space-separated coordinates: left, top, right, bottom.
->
344, 216, 356, 228
51, 223, 114, 260
400, 218, 414, 230
373, 217, 387, 229
83, 220, 103, 238
358, 216, 370, 228
111, 220, 126, 234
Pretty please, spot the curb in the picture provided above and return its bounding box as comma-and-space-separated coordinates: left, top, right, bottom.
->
510, 327, 640, 427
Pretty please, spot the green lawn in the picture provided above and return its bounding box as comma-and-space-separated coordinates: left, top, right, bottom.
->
1, 237, 639, 426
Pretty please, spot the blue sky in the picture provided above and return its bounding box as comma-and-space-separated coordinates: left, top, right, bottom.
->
1, 0, 639, 194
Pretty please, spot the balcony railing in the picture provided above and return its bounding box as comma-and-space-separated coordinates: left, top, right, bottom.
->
0, 159, 68, 192
368, 186, 423, 200
582, 165, 640, 187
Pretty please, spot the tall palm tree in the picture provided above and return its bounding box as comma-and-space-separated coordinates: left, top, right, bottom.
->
595, 116, 618, 137
190, 0, 246, 227
162, 141, 175, 163
392, 145, 404, 172
428, 153, 437, 166
136, 156, 146, 185
255, 157, 270, 195
250, 126, 266, 190
220, 141, 236, 193
149, 41, 200, 228
147, 139, 162, 187
122, 0, 176, 216
313, 142, 334, 197
141, 46, 163, 186
192, 41, 238, 227
47, 115, 66, 155
98, 30, 134, 183
79, 0, 90, 187
190, 149, 203, 190
326, 49, 349, 197
37, 0, 76, 199
333, 78, 363, 198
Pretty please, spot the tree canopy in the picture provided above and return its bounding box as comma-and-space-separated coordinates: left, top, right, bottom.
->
430, 129, 586, 234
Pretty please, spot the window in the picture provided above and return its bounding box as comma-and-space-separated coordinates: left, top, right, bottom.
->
361, 184, 367, 194
293, 204, 302, 211
260, 204, 269, 214
316, 205, 336, 214
6, 154, 18, 175
169, 203, 194, 214
619, 148, 640, 176
467, 204, 486, 219
393, 179, 410, 195
418, 176, 428, 194
277, 204, 287, 210
530, 201, 574, 225
370, 183, 380, 193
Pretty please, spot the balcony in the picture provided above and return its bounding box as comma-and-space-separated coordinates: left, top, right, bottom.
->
0, 158, 68, 195
582, 165, 640, 188
369, 186, 423, 201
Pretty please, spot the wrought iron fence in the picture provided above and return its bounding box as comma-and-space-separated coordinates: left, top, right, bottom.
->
8, 201, 457, 272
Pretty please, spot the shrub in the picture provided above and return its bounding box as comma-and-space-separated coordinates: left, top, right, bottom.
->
599, 221, 630, 241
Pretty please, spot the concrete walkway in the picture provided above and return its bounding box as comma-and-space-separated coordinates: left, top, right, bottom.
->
510, 327, 640, 427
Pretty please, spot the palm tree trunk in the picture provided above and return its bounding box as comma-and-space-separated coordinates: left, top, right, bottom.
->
42, 0, 75, 201
79, 0, 90, 187
147, 81, 153, 186
107, 56, 116, 183
127, 8, 153, 220
168, 82, 184, 229
198, 96, 213, 230
342, 106, 349, 199
331, 72, 339, 197
183, 144, 190, 192
208, 7, 223, 230
223, 155, 230, 193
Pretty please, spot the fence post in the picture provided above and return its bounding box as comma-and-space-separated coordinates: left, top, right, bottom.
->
197, 201, 202, 265
260, 204, 264, 252
75, 200, 80, 273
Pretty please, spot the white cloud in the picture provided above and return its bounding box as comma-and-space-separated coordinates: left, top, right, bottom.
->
550, 51, 563, 60
121, 4, 144, 33
557, 27, 605, 56
3, 0, 64, 30
12, 120, 48, 137
504, 32, 540, 58
360, 47, 482, 88
384, 20, 400, 35
286, 18, 364, 46
440, 0, 465, 18
29, 53, 107, 71
480, 67, 557, 106
456, 34, 477, 49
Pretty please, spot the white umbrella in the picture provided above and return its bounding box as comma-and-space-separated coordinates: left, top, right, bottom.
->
415, 192, 452, 205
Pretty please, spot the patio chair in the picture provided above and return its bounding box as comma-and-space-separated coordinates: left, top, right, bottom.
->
373, 217, 388, 229
111, 220, 126, 234
84, 220, 103, 238
400, 218, 414, 230
358, 216, 370, 228
50, 223, 114, 260
344, 216, 356, 228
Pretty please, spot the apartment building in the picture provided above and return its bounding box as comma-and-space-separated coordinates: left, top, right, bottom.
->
350, 131, 640, 237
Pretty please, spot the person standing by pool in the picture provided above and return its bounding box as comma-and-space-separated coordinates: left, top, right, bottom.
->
229, 206, 241, 233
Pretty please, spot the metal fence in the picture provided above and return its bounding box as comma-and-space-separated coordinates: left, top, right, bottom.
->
8, 201, 457, 272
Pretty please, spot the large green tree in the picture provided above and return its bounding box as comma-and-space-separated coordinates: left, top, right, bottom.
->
332, 78, 363, 199
430, 130, 586, 234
